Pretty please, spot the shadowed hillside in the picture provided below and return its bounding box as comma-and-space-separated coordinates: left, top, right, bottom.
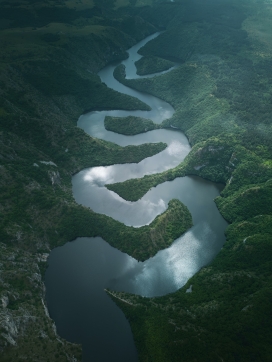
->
1, 0, 272, 361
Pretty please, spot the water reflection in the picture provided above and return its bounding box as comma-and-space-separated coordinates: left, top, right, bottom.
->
46, 32, 228, 362
108, 222, 213, 297
46, 237, 138, 362
72, 168, 228, 295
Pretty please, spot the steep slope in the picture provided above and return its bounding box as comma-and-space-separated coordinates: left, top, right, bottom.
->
0, 1, 168, 360
107, 0, 272, 361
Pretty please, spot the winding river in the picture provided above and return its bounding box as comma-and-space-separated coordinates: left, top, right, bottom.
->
45, 33, 228, 361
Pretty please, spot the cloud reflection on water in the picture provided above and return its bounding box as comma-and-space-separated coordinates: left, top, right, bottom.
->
108, 221, 217, 296
73, 31, 227, 294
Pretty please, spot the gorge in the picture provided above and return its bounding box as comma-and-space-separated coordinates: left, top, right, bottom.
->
45, 32, 227, 361
1, 1, 272, 361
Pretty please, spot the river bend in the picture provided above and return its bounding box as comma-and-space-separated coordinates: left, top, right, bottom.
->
45, 33, 228, 361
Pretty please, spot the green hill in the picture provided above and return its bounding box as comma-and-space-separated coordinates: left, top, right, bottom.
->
1, 0, 272, 361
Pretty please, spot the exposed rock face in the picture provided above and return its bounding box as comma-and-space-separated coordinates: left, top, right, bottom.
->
1, 296, 9, 308
0, 243, 81, 359
49, 170, 61, 185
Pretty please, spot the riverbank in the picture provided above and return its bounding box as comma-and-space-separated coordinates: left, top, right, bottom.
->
107, 1, 272, 360
1, 0, 272, 361
104, 115, 160, 135
0, 1, 167, 360
52, 28, 230, 362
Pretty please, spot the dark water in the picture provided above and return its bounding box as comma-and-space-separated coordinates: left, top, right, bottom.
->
45, 33, 228, 361
46, 237, 138, 361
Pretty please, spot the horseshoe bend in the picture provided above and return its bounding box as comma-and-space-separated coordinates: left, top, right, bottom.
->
0, 1, 272, 361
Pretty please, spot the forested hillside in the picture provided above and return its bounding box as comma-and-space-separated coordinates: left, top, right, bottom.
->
1, 0, 272, 361
107, 0, 272, 361
0, 1, 171, 360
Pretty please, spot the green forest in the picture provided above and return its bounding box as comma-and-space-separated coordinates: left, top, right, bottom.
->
135, 55, 175, 75
107, 0, 272, 361
104, 115, 159, 135
0, 0, 272, 361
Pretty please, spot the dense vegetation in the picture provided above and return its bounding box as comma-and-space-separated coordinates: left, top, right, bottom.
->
109, 219, 272, 361
135, 55, 175, 75
104, 115, 159, 135
58, 198, 192, 262
107, 0, 272, 361
0, 0, 170, 360
1, 0, 272, 360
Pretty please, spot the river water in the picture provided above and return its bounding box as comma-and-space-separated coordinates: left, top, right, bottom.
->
45, 33, 227, 361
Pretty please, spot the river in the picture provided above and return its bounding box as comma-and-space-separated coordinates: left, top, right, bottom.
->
45, 33, 228, 361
